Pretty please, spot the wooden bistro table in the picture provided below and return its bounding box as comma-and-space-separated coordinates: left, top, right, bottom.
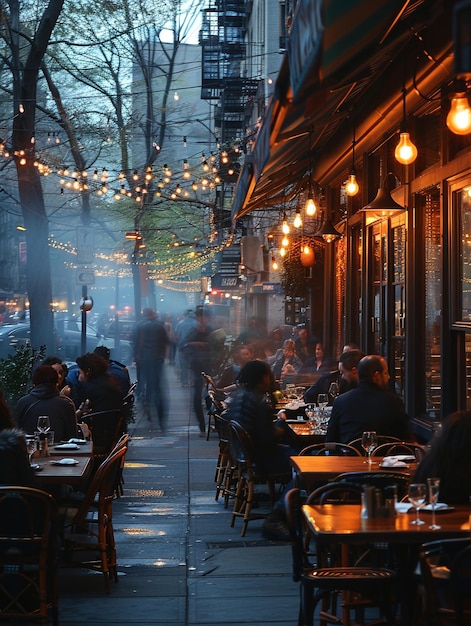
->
302, 502, 471, 626
34, 451, 93, 487
290, 455, 415, 493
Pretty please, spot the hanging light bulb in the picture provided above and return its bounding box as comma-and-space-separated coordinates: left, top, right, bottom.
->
280, 247, 286, 258
395, 132, 418, 165
271, 256, 279, 271
345, 124, 360, 196
446, 79, 471, 135
293, 211, 302, 228
173, 91, 179, 101
305, 196, 317, 216
282, 218, 290, 234
345, 173, 359, 196
281, 235, 289, 248
395, 87, 418, 165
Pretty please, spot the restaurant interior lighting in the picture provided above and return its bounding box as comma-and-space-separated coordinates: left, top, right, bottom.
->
293, 211, 303, 228
394, 88, 418, 165
446, 79, 471, 135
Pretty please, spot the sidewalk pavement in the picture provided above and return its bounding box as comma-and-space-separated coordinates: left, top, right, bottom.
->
56, 364, 299, 626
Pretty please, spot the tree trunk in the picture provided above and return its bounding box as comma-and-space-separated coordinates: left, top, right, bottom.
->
9, 0, 65, 349
16, 162, 54, 351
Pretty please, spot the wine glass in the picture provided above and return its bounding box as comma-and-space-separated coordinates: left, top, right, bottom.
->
427, 477, 441, 530
361, 431, 377, 465
37, 416, 50, 435
408, 483, 427, 525
328, 382, 340, 400
317, 394, 328, 409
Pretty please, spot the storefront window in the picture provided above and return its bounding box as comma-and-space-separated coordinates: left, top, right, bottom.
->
424, 192, 441, 418
459, 188, 471, 322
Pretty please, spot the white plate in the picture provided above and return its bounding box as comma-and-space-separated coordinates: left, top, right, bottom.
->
54, 443, 80, 450
51, 458, 79, 466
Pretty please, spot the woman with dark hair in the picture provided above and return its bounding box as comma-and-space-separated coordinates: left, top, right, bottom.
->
42, 355, 72, 397
413, 410, 471, 504
75, 353, 122, 418
0, 389, 38, 487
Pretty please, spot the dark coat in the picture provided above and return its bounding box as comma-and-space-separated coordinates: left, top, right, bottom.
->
226, 388, 295, 475
0, 428, 39, 487
76, 375, 123, 414
16, 384, 78, 442
326, 381, 414, 444
132, 319, 169, 362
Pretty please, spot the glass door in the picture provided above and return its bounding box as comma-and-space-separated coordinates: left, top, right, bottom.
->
366, 215, 406, 397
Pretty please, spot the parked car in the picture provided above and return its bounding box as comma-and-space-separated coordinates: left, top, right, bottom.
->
0, 320, 133, 365
55, 318, 133, 364
0, 324, 38, 359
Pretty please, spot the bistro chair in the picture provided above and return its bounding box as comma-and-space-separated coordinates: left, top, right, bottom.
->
372, 441, 427, 462
334, 471, 411, 501
0, 486, 58, 625
61, 445, 127, 593
213, 412, 232, 503
228, 420, 291, 537
285, 487, 396, 626
110, 433, 130, 498
299, 442, 362, 457
205, 384, 226, 441
348, 435, 401, 455
419, 538, 471, 626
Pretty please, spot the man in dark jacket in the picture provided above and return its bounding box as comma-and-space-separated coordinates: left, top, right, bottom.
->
16, 365, 77, 442
326, 354, 414, 444
132, 308, 169, 432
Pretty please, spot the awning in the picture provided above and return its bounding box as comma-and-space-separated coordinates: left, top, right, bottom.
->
231, 0, 424, 221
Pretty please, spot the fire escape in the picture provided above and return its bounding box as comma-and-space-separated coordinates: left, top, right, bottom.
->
200, 0, 258, 146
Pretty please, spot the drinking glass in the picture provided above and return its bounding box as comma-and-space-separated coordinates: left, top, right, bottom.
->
37, 416, 50, 435
25, 436, 37, 464
317, 394, 328, 409
328, 382, 340, 400
427, 477, 441, 530
361, 430, 377, 465
294, 387, 305, 402
408, 483, 427, 525
305, 404, 315, 420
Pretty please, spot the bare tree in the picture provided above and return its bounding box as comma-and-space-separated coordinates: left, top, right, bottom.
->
0, 0, 65, 348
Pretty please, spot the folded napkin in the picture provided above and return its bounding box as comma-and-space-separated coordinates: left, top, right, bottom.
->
422, 503, 452, 511
51, 458, 78, 465
395, 502, 414, 513
54, 443, 79, 450
395, 501, 451, 514
380, 456, 409, 468
284, 401, 306, 411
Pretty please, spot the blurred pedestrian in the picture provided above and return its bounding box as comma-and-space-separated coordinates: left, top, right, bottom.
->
181, 306, 213, 436
174, 310, 197, 387
132, 308, 169, 432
